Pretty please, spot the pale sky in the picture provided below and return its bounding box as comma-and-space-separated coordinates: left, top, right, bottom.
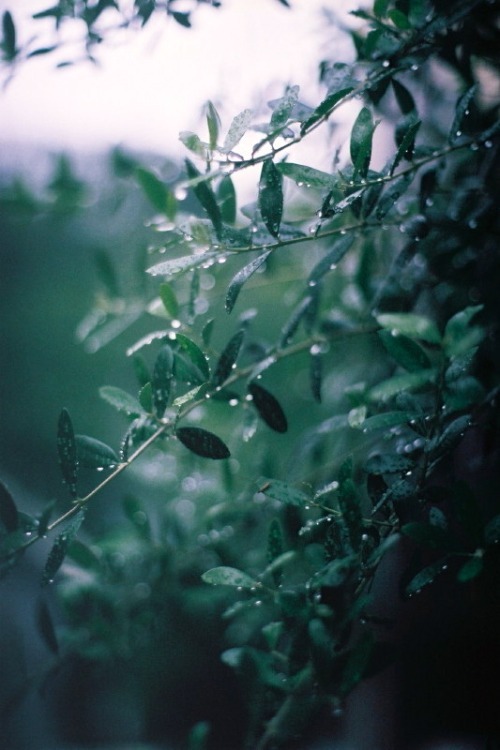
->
0, 1, 360, 156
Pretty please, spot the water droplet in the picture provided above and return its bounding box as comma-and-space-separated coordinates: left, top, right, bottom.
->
425, 197, 434, 207
229, 398, 239, 407
382, 60, 390, 68
171, 319, 181, 329
468, 219, 478, 229
470, 142, 479, 151
174, 186, 187, 200
217, 256, 227, 264
411, 63, 419, 71
297, 181, 304, 187
455, 130, 462, 138
484, 140, 493, 148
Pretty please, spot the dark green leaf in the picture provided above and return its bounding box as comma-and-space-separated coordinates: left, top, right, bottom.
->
374, 173, 413, 219
350, 107, 376, 178
301, 87, 354, 135
75, 435, 119, 468
258, 159, 283, 238
269, 85, 299, 132
248, 382, 288, 433
225, 250, 271, 313
277, 162, 335, 190
176, 427, 230, 459
95, 250, 120, 298
185, 159, 222, 239
2, 11, 16, 60
99, 385, 144, 417
392, 79, 416, 115
57, 409, 78, 499
374, 0, 391, 17
212, 329, 244, 386
41, 510, 85, 586
257, 478, 310, 507
172, 333, 210, 382
365, 453, 413, 474
188, 721, 211, 750
367, 370, 435, 401
135, 167, 170, 213
202, 566, 259, 588
449, 84, 477, 144
443, 304, 483, 357
217, 175, 237, 224
405, 557, 450, 597
0, 480, 19, 533
388, 8, 411, 29
308, 235, 354, 286
36, 599, 59, 654
171, 11, 191, 27
159, 282, 179, 318
152, 345, 174, 417
391, 119, 421, 173
457, 555, 483, 583
378, 329, 431, 371
138, 382, 153, 412
338, 478, 362, 550
267, 519, 284, 586
360, 410, 416, 432
280, 294, 315, 347
484, 514, 500, 546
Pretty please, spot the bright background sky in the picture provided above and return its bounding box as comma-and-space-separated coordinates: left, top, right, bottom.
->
0, 0, 360, 157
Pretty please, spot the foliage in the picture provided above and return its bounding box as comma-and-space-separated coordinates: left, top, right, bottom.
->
1, 1, 500, 748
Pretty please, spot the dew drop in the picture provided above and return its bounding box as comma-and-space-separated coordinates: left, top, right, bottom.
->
484, 140, 493, 148
411, 63, 419, 71
382, 60, 390, 68
455, 130, 462, 138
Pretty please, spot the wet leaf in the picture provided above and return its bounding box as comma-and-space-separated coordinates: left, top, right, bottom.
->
259, 159, 283, 238
376, 312, 441, 344
0, 480, 19, 533
267, 519, 284, 586
338, 478, 362, 550
159, 282, 179, 318
179, 131, 208, 159
147, 251, 220, 278
172, 333, 210, 382
223, 108, 253, 152
152, 345, 174, 417
404, 557, 450, 598
202, 566, 257, 588
135, 167, 171, 213
99, 386, 144, 417
449, 84, 477, 144
375, 173, 413, 219
443, 304, 483, 357
57, 409, 78, 499
185, 159, 222, 239
41, 510, 85, 586
457, 555, 483, 582
269, 85, 299, 132
176, 427, 230, 459
301, 87, 354, 134
212, 329, 244, 386
277, 162, 335, 190
308, 235, 354, 285
225, 250, 271, 313
360, 410, 416, 432
75, 435, 119, 469
257, 478, 310, 507
217, 175, 237, 224
367, 370, 435, 401
378, 329, 431, 372
391, 119, 421, 173
248, 382, 288, 433
350, 107, 377, 178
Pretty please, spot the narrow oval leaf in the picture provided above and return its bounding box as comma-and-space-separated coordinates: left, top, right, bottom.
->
457, 555, 484, 583
212, 329, 244, 386
449, 84, 477, 144
152, 345, 174, 417
185, 159, 222, 239
206, 100, 221, 150
99, 386, 144, 417
308, 235, 354, 285
225, 250, 272, 313
367, 370, 435, 401
378, 329, 431, 372
172, 333, 210, 381
360, 410, 416, 432
375, 173, 413, 219
376, 312, 441, 344
0, 480, 19, 532
57, 409, 78, 498
277, 162, 335, 190
176, 427, 230, 459
2, 11, 16, 60
405, 557, 450, 598
41, 509, 85, 586
217, 175, 237, 224
310, 349, 323, 403
259, 159, 283, 238
202, 566, 258, 589
350, 107, 376, 178
301, 87, 354, 134
248, 382, 288, 433
257, 478, 310, 507
391, 119, 421, 173
159, 282, 179, 318
135, 167, 170, 213
391, 79, 416, 115
223, 108, 253, 152
75, 435, 119, 468
147, 251, 220, 278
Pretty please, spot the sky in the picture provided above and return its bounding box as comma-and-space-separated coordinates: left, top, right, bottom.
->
0, 0, 360, 158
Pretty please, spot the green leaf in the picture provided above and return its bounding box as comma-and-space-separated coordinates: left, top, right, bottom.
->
223, 108, 253, 152
457, 555, 484, 583
206, 100, 221, 150
359, 410, 416, 432
277, 162, 335, 190
94, 250, 120, 298
367, 370, 435, 401
202, 566, 259, 589
152, 345, 174, 417
41, 510, 85, 586
338, 478, 362, 550
99, 386, 144, 417
350, 107, 377, 178
225, 251, 271, 313
179, 131, 208, 159
259, 159, 283, 238
138, 380, 152, 412
484, 514, 500, 546
171, 11, 191, 27
376, 312, 441, 344
391, 119, 421, 173
248, 382, 288, 433
75, 435, 119, 468
308, 235, 355, 285
257, 477, 310, 507
172, 333, 210, 382
443, 305, 483, 357
217, 175, 237, 224
310, 348, 323, 403
2, 11, 16, 61
185, 159, 223, 240
135, 167, 170, 213
392, 79, 416, 115
388, 8, 411, 29
375, 173, 413, 219
270, 85, 299, 132
267, 519, 285, 586
0, 480, 19, 533
159, 282, 179, 318
405, 557, 450, 597
212, 329, 244, 387
300, 87, 354, 134
374, 0, 391, 17
449, 84, 477, 144
57, 409, 78, 499
378, 329, 432, 371
147, 251, 220, 278
176, 427, 230, 459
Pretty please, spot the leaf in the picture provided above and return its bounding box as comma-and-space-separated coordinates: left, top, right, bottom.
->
257, 478, 310, 507
388, 8, 411, 29
301, 87, 354, 134
94, 250, 120, 298
159, 282, 179, 318
378, 329, 431, 372
391, 119, 421, 173
223, 108, 253, 152
269, 85, 299, 132
310, 348, 323, 403
171, 11, 191, 27
248, 382, 288, 433
135, 167, 170, 213
147, 251, 220, 278
179, 131, 208, 159
443, 305, 483, 357
217, 175, 236, 224
75, 435, 119, 468
280, 294, 315, 347
376, 312, 441, 344
457, 555, 483, 583
57, 409, 78, 499
374, 0, 391, 17
449, 84, 477, 144
152, 345, 174, 417
41, 510, 85, 586
202, 566, 259, 589
365, 452, 413, 475
176, 427, 230, 459
212, 329, 244, 387
484, 514, 500, 546
307, 235, 355, 285
277, 162, 335, 190
391, 79, 416, 115
36, 599, 59, 654
405, 557, 450, 598
267, 519, 284, 586
367, 370, 435, 401
259, 159, 283, 238
99, 386, 144, 417
225, 250, 271, 313
360, 410, 416, 432
338, 478, 362, 550
0, 480, 19, 533
2, 11, 16, 61
350, 107, 377, 178
185, 159, 222, 240
374, 173, 413, 219
401, 522, 450, 550
172, 333, 210, 382
206, 100, 221, 150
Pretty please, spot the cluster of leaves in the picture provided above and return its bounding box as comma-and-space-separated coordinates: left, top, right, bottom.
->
1, 0, 500, 748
